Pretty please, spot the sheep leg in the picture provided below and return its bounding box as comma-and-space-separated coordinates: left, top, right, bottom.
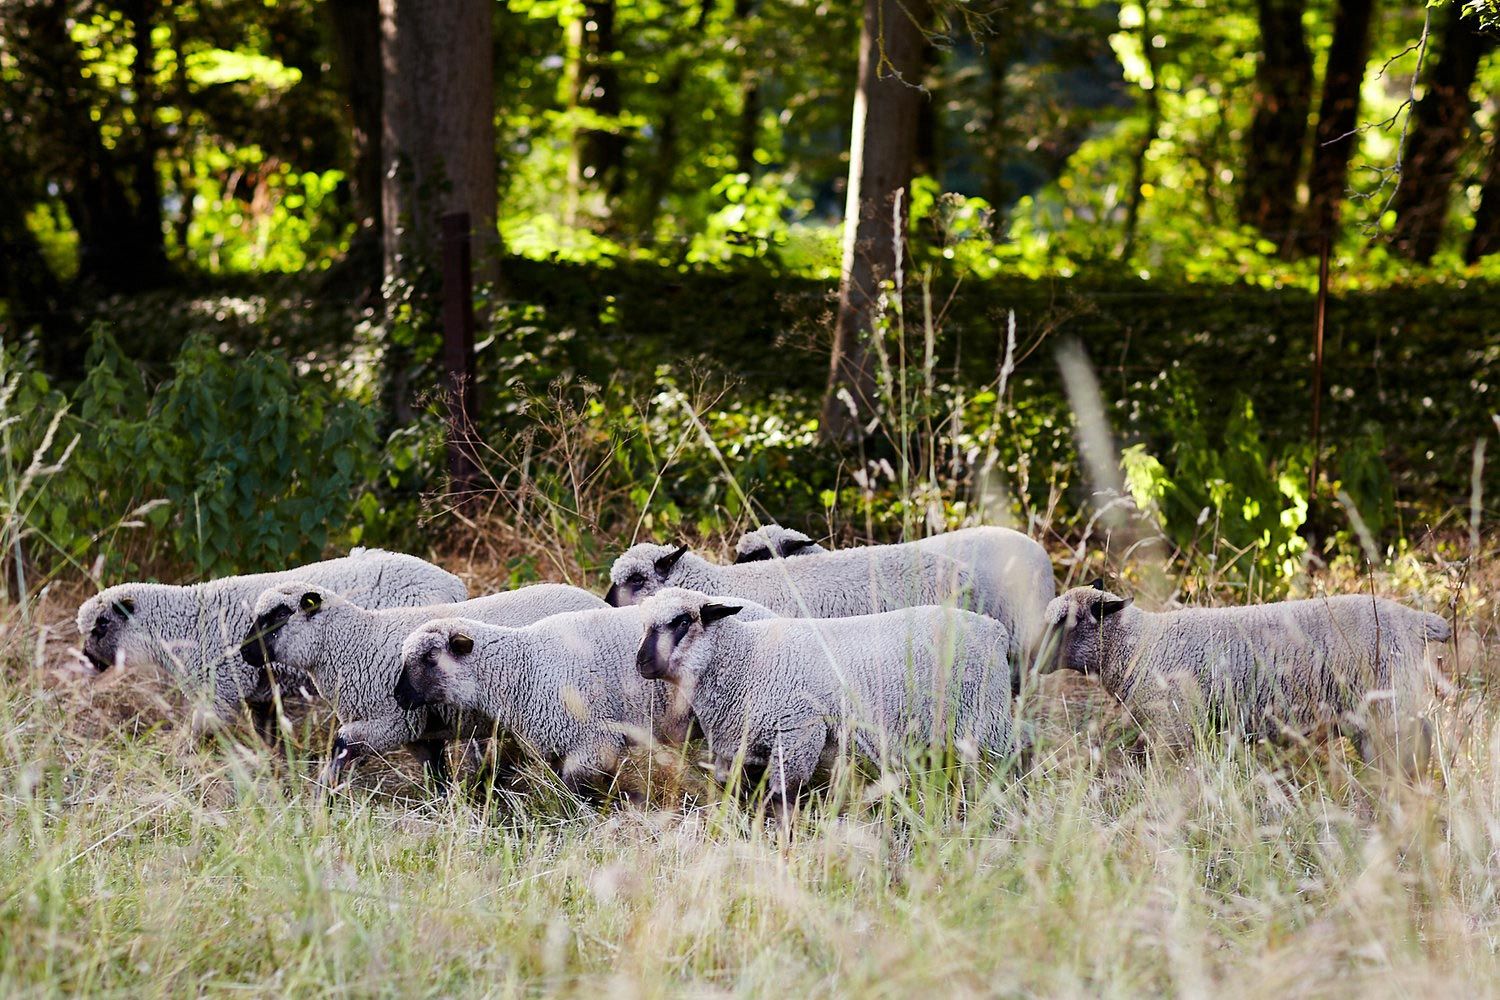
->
406, 739, 451, 793
325, 716, 421, 788
762, 723, 827, 826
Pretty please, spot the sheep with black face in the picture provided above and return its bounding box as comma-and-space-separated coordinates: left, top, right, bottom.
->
1043, 584, 1453, 770
75, 548, 466, 732
391, 594, 778, 798
635, 588, 1017, 820
243, 581, 605, 787
729, 524, 1056, 668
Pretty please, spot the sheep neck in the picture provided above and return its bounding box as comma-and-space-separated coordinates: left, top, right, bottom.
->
685, 623, 757, 743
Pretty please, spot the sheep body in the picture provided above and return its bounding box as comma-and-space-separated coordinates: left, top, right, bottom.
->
393, 593, 777, 796
76, 549, 467, 726
609, 540, 980, 624
1043, 587, 1452, 763
733, 524, 1055, 664
246, 581, 606, 783
636, 589, 1016, 814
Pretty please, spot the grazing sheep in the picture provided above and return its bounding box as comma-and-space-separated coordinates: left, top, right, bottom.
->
76, 549, 467, 731
243, 581, 606, 786
734, 525, 826, 562
635, 589, 1017, 818
390, 594, 777, 799
731, 524, 1056, 666
608, 540, 978, 628
1042, 585, 1452, 768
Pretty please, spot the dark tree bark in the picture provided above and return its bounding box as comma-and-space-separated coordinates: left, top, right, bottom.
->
820, 0, 932, 443
981, 34, 1015, 228
379, 0, 499, 289
734, 0, 761, 178
567, 0, 625, 228
1120, 0, 1161, 262
1389, 6, 1493, 262
1466, 126, 1500, 262
121, 0, 167, 282
635, 0, 715, 239
12, 0, 166, 294
1240, 0, 1313, 241
1297, 0, 1377, 256
328, 0, 385, 277
0, 144, 74, 367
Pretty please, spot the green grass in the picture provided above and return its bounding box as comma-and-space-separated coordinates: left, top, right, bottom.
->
2, 540, 1495, 997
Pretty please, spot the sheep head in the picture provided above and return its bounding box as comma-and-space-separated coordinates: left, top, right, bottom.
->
606, 543, 691, 606
635, 588, 743, 682
1042, 586, 1134, 675
243, 582, 336, 670
395, 619, 482, 711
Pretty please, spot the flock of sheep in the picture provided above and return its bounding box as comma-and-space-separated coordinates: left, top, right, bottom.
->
74, 525, 1453, 816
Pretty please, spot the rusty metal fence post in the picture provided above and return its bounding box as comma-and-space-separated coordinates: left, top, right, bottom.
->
441, 212, 480, 501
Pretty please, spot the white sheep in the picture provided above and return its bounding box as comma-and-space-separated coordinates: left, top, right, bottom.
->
608, 540, 976, 625
76, 548, 467, 732
635, 589, 1017, 819
244, 581, 606, 786
1042, 585, 1452, 769
390, 593, 777, 799
733, 524, 826, 562
731, 524, 1056, 666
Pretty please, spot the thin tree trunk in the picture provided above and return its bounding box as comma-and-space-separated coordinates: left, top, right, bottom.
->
124, 0, 167, 282
566, 0, 625, 228
1466, 127, 1500, 262
1389, 6, 1492, 262
1297, 0, 1377, 256
981, 34, 1013, 230
329, 0, 385, 281
1120, 0, 1161, 262
379, 0, 499, 290
734, 0, 760, 177
636, 0, 714, 239
820, 0, 931, 444
1240, 0, 1313, 240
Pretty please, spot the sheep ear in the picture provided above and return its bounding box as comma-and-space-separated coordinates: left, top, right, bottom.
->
784, 539, 820, 555
1099, 597, 1132, 619
299, 592, 322, 614
113, 598, 136, 616
734, 549, 771, 564
654, 544, 690, 576
699, 603, 743, 626
447, 632, 473, 656
1089, 578, 1106, 591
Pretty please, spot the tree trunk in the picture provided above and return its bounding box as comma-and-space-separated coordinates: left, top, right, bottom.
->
379, 0, 499, 290
734, 0, 760, 178
123, 0, 167, 282
1296, 0, 1377, 257
1466, 126, 1500, 262
329, 0, 385, 281
635, 0, 714, 239
14, 0, 165, 293
566, 0, 625, 229
1240, 0, 1313, 241
981, 34, 1014, 230
820, 0, 931, 444
1120, 0, 1161, 262
1389, 7, 1492, 262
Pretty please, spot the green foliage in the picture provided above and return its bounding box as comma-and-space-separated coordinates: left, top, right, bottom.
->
0, 331, 382, 582
1121, 370, 1311, 584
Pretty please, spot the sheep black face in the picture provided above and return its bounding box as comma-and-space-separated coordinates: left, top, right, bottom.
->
242, 586, 326, 670
1043, 587, 1133, 675
607, 543, 689, 606
636, 598, 742, 681
77, 593, 138, 673
395, 626, 476, 711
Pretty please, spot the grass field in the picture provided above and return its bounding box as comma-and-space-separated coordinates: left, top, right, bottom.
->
1, 533, 1493, 997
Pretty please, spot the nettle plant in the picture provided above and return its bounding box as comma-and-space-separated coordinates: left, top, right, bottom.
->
73, 331, 379, 577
